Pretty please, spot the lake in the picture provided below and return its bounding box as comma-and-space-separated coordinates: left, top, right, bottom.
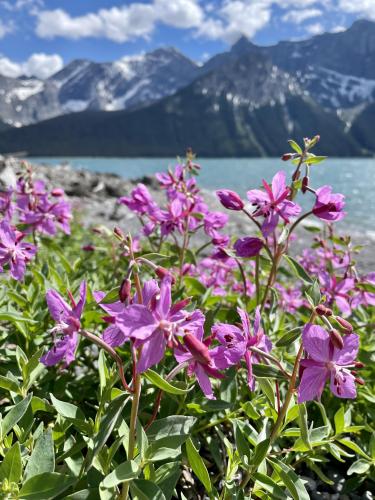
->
27, 157, 375, 233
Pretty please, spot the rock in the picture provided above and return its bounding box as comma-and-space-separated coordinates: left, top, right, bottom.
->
0, 156, 18, 188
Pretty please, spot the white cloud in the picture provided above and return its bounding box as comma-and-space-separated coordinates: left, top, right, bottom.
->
305, 22, 325, 35
0, 53, 63, 79
0, 19, 13, 38
1, 0, 43, 13
338, 0, 375, 19
282, 8, 322, 24
36, 0, 204, 42
196, 0, 271, 43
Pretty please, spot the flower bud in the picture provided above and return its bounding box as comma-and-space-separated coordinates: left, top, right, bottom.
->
216, 189, 244, 211
234, 236, 263, 257
51, 188, 64, 197
329, 329, 344, 350
355, 361, 365, 368
119, 278, 131, 303
355, 377, 365, 386
184, 333, 211, 365
315, 304, 332, 317
281, 153, 293, 161
113, 226, 125, 241
155, 266, 175, 284
292, 169, 301, 181
334, 316, 353, 334
82, 244, 95, 252
302, 176, 309, 194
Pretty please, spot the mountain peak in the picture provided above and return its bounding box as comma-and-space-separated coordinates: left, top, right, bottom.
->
231, 35, 257, 54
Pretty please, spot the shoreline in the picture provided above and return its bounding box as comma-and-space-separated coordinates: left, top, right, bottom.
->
1, 156, 374, 273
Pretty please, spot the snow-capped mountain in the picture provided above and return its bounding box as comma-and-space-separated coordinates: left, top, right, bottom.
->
0, 48, 199, 126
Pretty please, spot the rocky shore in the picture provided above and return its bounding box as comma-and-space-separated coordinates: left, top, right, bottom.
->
1, 155, 374, 272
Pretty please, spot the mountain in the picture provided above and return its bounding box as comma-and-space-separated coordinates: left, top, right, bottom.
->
0, 48, 363, 157
203, 20, 375, 112
0, 48, 198, 126
1, 20, 375, 156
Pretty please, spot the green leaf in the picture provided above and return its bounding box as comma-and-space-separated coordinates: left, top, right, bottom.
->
0, 311, 37, 324
24, 428, 55, 479
234, 421, 251, 467
65, 489, 99, 500
145, 435, 188, 462
298, 404, 311, 450
183, 277, 207, 295
305, 155, 327, 165
337, 439, 372, 461
1, 393, 32, 437
0, 442, 22, 484
144, 370, 190, 395
253, 472, 288, 499
258, 379, 275, 408
146, 416, 196, 441
276, 328, 301, 347
185, 438, 212, 493
88, 394, 129, 470
269, 458, 309, 500
154, 462, 180, 500
0, 375, 21, 394
251, 438, 270, 469
252, 364, 285, 380
283, 255, 313, 284
334, 407, 345, 435
101, 460, 139, 488
50, 394, 85, 420
288, 139, 302, 154
347, 459, 371, 475
19, 472, 75, 499
131, 479, 166, 500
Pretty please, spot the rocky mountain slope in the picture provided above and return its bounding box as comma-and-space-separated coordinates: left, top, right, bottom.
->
1, 20, 375, 155
0, 48, 198, 127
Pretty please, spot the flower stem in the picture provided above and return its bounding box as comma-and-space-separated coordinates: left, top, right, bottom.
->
255, 255, 260, 305
80, 330, 133, 393
269, 312, 316, 443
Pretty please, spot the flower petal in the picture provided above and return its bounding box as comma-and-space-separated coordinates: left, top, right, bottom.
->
298, 365, 329, 403
302, 324, 331, 362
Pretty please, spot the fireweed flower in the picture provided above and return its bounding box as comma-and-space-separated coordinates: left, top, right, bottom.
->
352, 273, 375, 308
247, 171, 301, 237
174, 327, 227, 399
312, 186, 346, 222
234, 237, 263, 257
216, 189, 244, 211
298, 324, 359, 402
20, 195, 72, 236
40, 281, 86, 367
116, 277, 205, 372
319, 272, 355, 317
118, 183, 157, 215
94, 279, 160, 348
0, 188, 14, 220
212, 307, 272, 390
0, 221, 36, 280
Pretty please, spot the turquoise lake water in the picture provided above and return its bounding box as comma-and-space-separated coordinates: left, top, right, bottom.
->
27, 157, 375, 232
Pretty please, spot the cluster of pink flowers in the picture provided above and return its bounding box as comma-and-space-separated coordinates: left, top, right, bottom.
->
118, 162, 229, 247
0, 167, 71, 280
40, 147, 368, 405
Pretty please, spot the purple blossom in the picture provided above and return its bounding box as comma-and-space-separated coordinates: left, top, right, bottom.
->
352, 273, 375, 308
40, 281, 86, 367
118, 183, 156, 215
247, 171, 301, 237
234, 237, 263, 257
319, 272, 354, 317
298, 324, 359, 403
312, 186, 346, 222
216, 189, 244, 211
212, 307, 272, 390
0, 221, 36, 280
174, 327, 227, 399
0, 188, 14, 221
94, 279, 160, 348
116, 277, 204, 372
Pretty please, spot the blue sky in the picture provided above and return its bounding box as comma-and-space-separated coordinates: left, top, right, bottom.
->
0, 0, 371, 78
